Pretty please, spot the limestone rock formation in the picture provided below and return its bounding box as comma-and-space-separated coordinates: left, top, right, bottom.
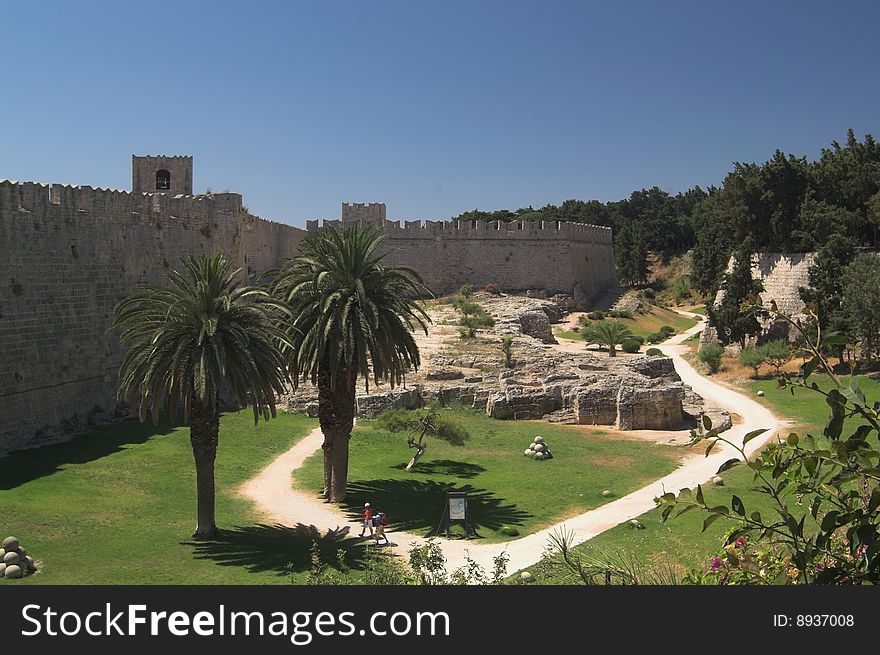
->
356, 388, 423, 418
425, 368, 465, 381
616, 383, 685, 430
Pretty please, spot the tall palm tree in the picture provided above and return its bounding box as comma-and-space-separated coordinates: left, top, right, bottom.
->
273, 225, 431, 502
111, 253, 291, 539
583, 320, 633, 357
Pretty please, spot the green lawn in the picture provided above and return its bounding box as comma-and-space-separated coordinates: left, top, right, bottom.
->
557, 305, 698, 342
294, 408, 682, 543
528, 373, 880, 582
0, 411, 360, 585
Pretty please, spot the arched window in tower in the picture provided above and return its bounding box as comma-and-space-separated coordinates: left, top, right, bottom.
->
156, 169, 171, 190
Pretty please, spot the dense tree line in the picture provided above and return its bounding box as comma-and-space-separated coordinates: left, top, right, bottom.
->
452, 130, 880, 293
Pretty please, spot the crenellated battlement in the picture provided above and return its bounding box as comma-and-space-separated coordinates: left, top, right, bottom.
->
305, 216, 613, 244
0, 179, 247, 219
341, 201, 386, 224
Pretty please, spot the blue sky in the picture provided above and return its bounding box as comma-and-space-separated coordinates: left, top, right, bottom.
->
1, 1, 878, 226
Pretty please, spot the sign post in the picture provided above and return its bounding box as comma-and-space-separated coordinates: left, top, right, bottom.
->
435, 491, 476, 538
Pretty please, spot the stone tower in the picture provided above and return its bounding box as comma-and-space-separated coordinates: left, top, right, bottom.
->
341, 202, 386, 226
131, 155, 193, 195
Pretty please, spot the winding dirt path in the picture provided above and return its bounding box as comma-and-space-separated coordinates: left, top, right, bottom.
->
239, 310, 783, 573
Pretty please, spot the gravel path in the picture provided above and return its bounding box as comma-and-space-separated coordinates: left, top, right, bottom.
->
238, 310, 783, 574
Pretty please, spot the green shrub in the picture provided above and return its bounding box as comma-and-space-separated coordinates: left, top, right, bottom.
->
646, 332, 666, 344
670, 276, 692, 304
460, 313, 494, 333
607, 309, 633, 319
587, 311, 605, 320
631, 335, 645, 345
459, 283, 474, 298
621, 338, 641, 353
645, 347, 664, 357
659, 325, 676, 335
697, 343, 725, 373
739, 347, 766, 377
454, 298, 481, 315
483, 283, 501, 295
498, 526, 520, 537
762, 339, 792, 375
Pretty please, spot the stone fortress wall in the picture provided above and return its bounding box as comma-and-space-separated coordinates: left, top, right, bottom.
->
0, 174, 306, 454
309, 202, 617, 302
0, 157, 616, 454
700, 252, 816, 348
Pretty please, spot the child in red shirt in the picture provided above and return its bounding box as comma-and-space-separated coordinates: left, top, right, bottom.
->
359, 502, 373, 537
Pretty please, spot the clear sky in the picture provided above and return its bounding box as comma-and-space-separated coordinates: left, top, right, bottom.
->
1, 0, 878, 227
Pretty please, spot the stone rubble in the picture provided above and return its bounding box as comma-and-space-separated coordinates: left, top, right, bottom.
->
281, 292, 728, 434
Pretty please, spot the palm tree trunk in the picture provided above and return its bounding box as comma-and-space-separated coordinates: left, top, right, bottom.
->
321, 442, 333, 500
317, 366, 357, 503
189, 389, 220, 540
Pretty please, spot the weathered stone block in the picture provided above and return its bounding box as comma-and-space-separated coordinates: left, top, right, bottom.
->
425, 368, 465, 381
574, 384, 619, 425
616, 384, 684, 430
519, 310, 556, 343
356, 388, 423, 418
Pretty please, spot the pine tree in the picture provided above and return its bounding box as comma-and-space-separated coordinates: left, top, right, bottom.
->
707, 241, 765, 349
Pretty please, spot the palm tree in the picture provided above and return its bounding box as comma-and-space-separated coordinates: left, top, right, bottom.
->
582, 320, 633, 357
111, 253, 291, 540
273, 225, 431, 502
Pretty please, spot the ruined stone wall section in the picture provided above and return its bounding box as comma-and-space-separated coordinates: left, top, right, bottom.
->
0, 180, 304, 453
700, 252, 816, 348
751, 252, 816, 317
306, 218, 616, 297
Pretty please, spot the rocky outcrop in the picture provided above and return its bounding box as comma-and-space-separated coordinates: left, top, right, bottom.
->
425, 368, 465, 381
616, 383, 684, 430
356, 387, 423, 418
487, 384, 562, 420
518, 311, 556, 343
573, 382, 619, 425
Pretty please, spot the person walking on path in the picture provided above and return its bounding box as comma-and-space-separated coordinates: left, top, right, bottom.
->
359, 502, 374, 538
373, 509, 390, 545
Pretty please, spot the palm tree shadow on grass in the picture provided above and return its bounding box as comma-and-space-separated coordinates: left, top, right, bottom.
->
187, 523, 370, 576
389, 459, 486, 479
341, 479, 532, 538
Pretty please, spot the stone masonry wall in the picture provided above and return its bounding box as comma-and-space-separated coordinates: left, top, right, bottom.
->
700, 252, 816, 347
308, 218, 618, 301
0, 180, 305, 453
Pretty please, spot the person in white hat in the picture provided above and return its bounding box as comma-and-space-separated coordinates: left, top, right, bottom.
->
359, 502, 374, 538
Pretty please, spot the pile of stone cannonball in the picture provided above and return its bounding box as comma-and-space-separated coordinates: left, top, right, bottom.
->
523, 435, 553, 460
0, 536, 37, 579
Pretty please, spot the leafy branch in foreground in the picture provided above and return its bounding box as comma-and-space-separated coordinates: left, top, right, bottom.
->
656, 302, 880, 584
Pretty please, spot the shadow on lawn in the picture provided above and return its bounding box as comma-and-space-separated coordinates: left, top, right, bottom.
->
389, 459, 486, 479
341, 479, 531, 537
0, 418, 176, 490
187, 523, 370, 576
